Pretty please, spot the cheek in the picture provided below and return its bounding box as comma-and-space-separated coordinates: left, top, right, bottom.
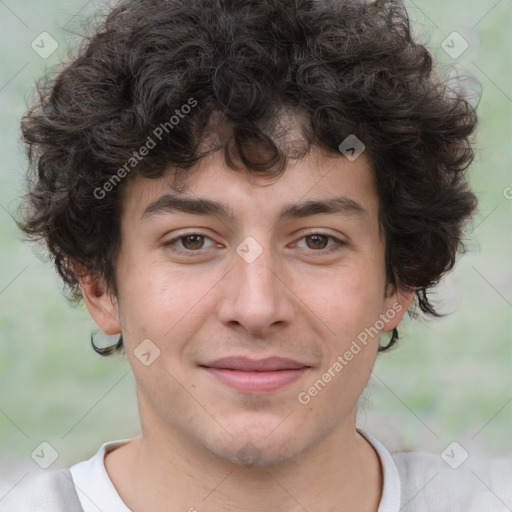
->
117, 259, 219, 345
301, 268, 384, 409
306, 262, 386, 341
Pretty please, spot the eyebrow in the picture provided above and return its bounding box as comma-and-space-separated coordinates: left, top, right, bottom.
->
141, 194, 367, 221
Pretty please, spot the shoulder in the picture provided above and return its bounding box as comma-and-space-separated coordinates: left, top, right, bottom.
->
0, 468, 83, 512
392, 450, 512, 512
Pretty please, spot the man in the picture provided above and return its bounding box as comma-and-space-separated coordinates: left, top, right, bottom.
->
3, 0, 511, 510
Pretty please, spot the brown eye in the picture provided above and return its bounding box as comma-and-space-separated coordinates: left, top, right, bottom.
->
295, 232, 346, 254
164, 233, 216, 255
305, 234, 329, 250
180, 234, 205, 250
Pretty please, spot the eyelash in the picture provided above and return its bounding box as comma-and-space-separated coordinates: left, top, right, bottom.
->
163, 231, 346, 256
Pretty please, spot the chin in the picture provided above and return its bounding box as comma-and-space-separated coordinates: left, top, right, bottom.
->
203, 419, 311, 468
211, 440, 302, 468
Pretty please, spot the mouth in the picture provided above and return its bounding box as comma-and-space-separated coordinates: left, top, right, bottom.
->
199, 357, 311, 393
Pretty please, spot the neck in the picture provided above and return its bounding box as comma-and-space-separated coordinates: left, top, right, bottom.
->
105, 417, 382, 512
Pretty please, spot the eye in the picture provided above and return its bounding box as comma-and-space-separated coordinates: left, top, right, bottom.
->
295, 232, 346, 253
164, 233, 216, 254
163, 231, 346, 256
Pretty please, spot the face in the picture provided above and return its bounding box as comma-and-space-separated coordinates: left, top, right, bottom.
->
82, 146, 413, 467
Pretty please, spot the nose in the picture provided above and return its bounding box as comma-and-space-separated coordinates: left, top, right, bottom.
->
215, 241, 296, 337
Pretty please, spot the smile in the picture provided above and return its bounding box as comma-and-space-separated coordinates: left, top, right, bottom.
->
200, 357, 311, 393
202, 368, 310, 393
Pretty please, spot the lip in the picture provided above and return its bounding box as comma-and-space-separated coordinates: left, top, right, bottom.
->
200, 357, 311, 393
202, 356, 309, 372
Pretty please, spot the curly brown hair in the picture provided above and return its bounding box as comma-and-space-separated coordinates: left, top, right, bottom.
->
17, 0, 478, 355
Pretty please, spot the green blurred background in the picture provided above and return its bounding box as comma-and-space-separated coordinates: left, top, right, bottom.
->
0, 0, 510, 477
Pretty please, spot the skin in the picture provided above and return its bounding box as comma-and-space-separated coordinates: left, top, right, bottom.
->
78, 145, 414, 512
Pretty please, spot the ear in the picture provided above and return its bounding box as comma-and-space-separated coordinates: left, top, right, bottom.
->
381, 283, 415, 333
73, 261, 121, 335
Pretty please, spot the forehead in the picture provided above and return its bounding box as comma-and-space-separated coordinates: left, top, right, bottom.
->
120, 146, 378, 224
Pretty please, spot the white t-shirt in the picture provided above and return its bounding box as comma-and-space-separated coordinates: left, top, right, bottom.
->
69, 429, 401, 512
69, 429, 512, 512
2, 429, 510, 511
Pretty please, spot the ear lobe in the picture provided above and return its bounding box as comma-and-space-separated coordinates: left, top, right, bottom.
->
73, 261, 121, 336
381, 285, 415, 333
